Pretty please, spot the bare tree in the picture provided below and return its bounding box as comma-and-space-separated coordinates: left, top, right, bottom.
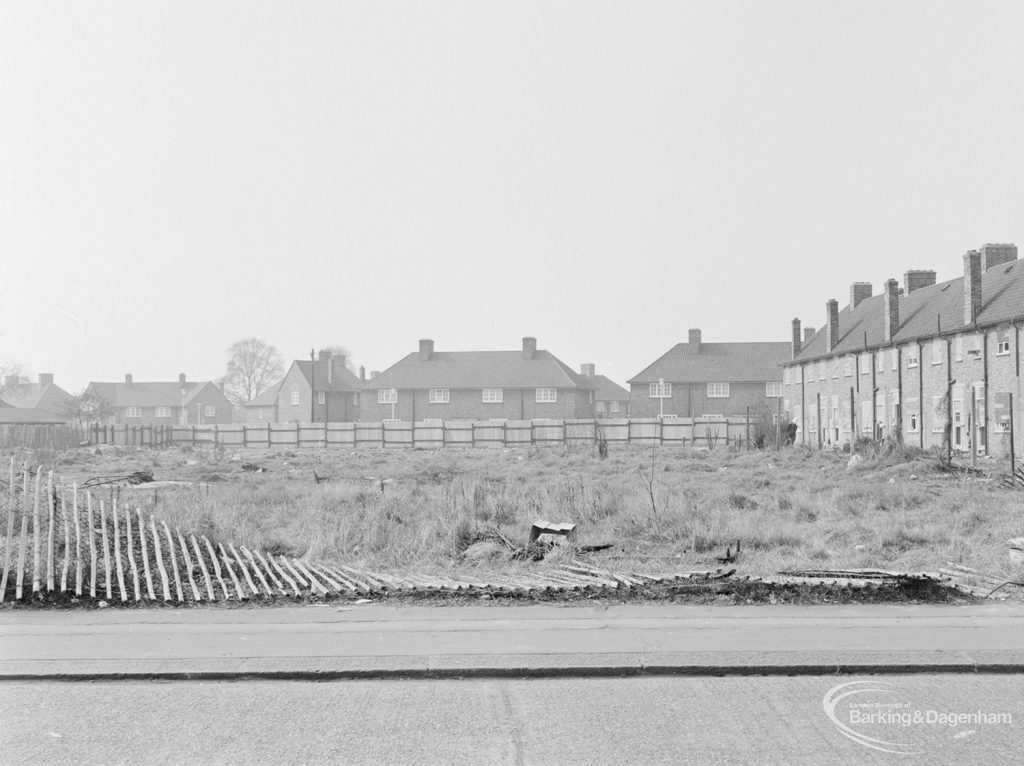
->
221, 338, 284, 405
61, 387, 114, 425
321, 345, 356, 372
0, 360, 29, 401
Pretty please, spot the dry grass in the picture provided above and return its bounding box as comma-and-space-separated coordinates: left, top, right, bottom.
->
5, 441, 1024, 580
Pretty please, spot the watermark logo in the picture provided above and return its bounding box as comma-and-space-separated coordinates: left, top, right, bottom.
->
822, 681, 1013, 755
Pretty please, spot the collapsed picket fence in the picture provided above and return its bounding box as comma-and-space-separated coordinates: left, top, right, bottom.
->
84, 417, 757, 450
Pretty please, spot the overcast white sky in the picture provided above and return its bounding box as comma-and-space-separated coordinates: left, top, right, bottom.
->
2, 2, 1023, 394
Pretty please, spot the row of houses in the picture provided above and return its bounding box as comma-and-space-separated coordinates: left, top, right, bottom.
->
4, 240, 1021, 459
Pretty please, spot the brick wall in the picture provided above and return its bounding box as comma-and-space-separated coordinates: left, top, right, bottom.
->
358, 387, 593, 422
628, 380, 782, 419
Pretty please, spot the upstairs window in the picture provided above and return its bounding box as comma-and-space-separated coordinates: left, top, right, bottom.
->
204, 405, 216, 417
860, 352, 870, 374
844, 356, 853, 376
766, 382, 783, 398
649, 381, 671, 398
429, 389, 450, 404
125, 406, 141, 418
535, 388, 557, 403
290, 390, 300, 406
907, 346, 919, 368
378, 389, 397, 405
316, 391, 325, 405
155, 406, 171, 418
609, 400, 620, 413
482, 388, 503, 403
997, 330, 1011, 356
707, 382, 730, 398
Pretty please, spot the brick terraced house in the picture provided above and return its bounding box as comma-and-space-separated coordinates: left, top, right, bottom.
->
0, 373, 73, 422
359, 337, 595, 422
627, 329, 790, 419
579, 364, 630, 417
276, 351, 362, 424
88, 374, 234, 426
782, 243, 1023, 459
242, 381, 281, 424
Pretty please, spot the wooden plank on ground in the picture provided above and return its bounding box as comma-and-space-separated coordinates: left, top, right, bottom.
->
268, 554, 301, 596
162, 521, 183, 603
217, 543, 246, 600
228, 543, 260, 597
203, 537, 230, 600
291, 560, 328, 595
240, 546, 274, 597
32, 468, 42, 594
100, 500, 112, 600
45, 471, 55, 592
150, 515, 171, 601
0, 458, 15, 602
278, 556, 310, 592
251, 549, 287, 595
111, 500, 127, 602
178, 530, 201, 601
137, 509, 155, 600
124, 503, 141, 601
318, 564, 369, 594
191, 535, 216, 601
304, 562, 345, 592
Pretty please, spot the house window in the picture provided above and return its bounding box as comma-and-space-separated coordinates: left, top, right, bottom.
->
860, 400, 872, 434
482, 388, 503, 403
378, 389, 397, 405
831, 360, 839, 379
932, 395, 946, 432
596, 401, 606, 414
907, 398, 919, 433
997, 331, 1011, 355
890, 390, 900, 426
766, 382, 783, 398
256, 408, 264, 420
155, 406, 171, 418
649, 381, 671, 398
204, 405, 216, 417
932, 339, 944, 365
844, 356, 853, 377
974, 383, 986, 423
290, 390, 300, 406
707, 382, 730, 398
535, 388, 557, 403
609, 400, 619, 413
860, 352, 870, 374
907, 346, 919, 368
429, 389, 450, 404
955, 335, 964, 362
317, 391, 325, 405
891, 348, 898, 371
125, 406, 141, 418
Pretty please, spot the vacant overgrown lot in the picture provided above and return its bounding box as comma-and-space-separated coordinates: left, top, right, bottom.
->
7, 442, 1023, 580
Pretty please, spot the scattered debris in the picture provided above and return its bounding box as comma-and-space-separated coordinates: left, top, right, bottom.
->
529, 521, 577, 544
1008, 538, 1024, 565
999, 466, 1024, 489
82, 471, 154, 488
313, 470, 331, 484
240, 463, 268, 473
716, 540, 741, 564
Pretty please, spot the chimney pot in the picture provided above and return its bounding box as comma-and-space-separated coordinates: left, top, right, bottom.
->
903, 270, 937, 294
418, 339, 434, 361
580, 363, 596, 378
883, 278, 900, 343
38, 373, 54, 387
687, 328, 701, 354
178, 373, 186, 385
825, 300, 840, 352
963, 250, 982, 325
850, 282, 873, 309
980, 243, 1017, 271
125, 373, 133, 385
522, 336, 537, 359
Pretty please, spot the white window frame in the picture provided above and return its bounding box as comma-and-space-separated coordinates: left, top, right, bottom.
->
817, 362, 825, 381
429, 389, 450, 404
707, 382, 730, 398
595, 401, 606, 414
907, 346, 919, 368
649, 381, 671, 399
609, 400, 620, 413
155, 406, 171, 418
124, 406, 141, 418
378, 388, 398, 405
955, 335, 964, 362
907, 398, 919, 433
765, 381, 783, 398
204, 405, 216, 417
997, 335, 1011, 355
932, 395, 945, 433
316, 391, 326, 405
290, 390, 300, 406
482, 388, 503, 403
535, 388, 557, 403
256, 408, 264, 420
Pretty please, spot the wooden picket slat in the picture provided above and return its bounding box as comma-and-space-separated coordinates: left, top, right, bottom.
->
0, 458, 15, 601
150, 515, 171, 601
87, 492, 97, 598
137, 509, 155, 600
240, 546, 275, 597
124, 502, 141, 601
251, 549, 286, 594
191, 535, 216, 601
60, 485, 70, 592
45, 471, 55, 592
177, 530, 202, 601
268, 553, 301, 597
73, 485, 82, 596
291, 560, 328, 595
15, 469, 29, 600
217, 543, 246, 600
112, 500, 127, 602
162, 521, 183, 603
228, 543, 259, 597
100, 500, 112, 600
32, 468, 42, 594
202, 536, 230, 600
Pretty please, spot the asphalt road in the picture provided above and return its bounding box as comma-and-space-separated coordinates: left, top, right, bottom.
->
1, 675, 1021, 765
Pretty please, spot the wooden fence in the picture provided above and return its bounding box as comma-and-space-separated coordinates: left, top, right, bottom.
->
0, 425, 85, 451
81, 418, 755, 450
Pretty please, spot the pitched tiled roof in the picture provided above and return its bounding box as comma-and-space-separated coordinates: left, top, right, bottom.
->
362, 350, 595, 390
1, 382, 71, 409
629, 342, 791, 384
243, 382, 282, 408
295, 360, 362, 392
589, 374, 629, 401
89, 381, 214, 407
791, 258, 1024, 363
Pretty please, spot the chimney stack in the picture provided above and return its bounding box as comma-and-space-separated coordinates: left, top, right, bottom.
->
178, 373, 186, 385
980, 243, 1017, 271
825, 299, 840, 351
125, 373, 133, 385
903, 270, 937, 294
330, 355, 347, 385
522, 337, 537, 359
688, 328, 701, 354
418, 339, 434, 361
580, 363, 596, 378
318, 349, 330, 362
359, 365, 366, 382
38, 373, 54, 387
963, 250, 982, 325
370, 370, 380, 380
850, 282, 872, 309
791, 318, 802, 359
803, 326, 816, 343
883, 278, 900, 343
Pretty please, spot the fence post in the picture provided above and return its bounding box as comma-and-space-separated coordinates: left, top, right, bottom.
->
563, 420, 568, 446
324, 420, 329, 448
242, 425, 247, 448
295, 422, 300, 448
502, 421, 507, 447
192, 426, 196, 447
213, 424, 218, 449
267, 421, 271, 446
